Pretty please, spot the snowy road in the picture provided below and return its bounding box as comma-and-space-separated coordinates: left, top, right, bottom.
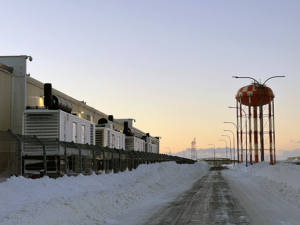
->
113, 164, 300, 225
142, 168, 252, 225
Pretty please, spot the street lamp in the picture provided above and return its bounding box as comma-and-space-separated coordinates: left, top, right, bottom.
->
222, 135, 231, 164
165, 147, 170, 156
224, 122, 239, 164
208, 144, 215, 166
224, 130, 235, 165
229, 106, 248, 167
232, 76, 285, 161
219, 139, 227, 161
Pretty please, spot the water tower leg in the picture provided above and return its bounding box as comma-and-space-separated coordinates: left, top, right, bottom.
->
239, 100, 243, 163
248, 101, 252, 165
253, 107, 259, 163
269, 101, 273, 165
272, 99, 276, 164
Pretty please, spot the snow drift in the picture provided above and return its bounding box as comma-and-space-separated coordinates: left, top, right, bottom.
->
0, 162, 208, 225
228, 162, 300, 209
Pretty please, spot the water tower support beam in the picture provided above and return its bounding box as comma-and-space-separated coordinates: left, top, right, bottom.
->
259, 104, 264, 162
272, 99, 276, 164
269, 100, 273, 165
253, 106, 259, 163
248, 99, 253, 165
239, 100, 243, 163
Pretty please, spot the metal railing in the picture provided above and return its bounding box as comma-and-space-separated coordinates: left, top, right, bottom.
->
0, 130, 196, 182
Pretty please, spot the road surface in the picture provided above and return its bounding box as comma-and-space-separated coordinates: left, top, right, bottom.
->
112, 166, 300, 225
142, 167, 251, 225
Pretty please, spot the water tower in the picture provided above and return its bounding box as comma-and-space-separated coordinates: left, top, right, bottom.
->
235, 82, 275, 165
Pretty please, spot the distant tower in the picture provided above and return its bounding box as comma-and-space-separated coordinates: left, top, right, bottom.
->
191, 138, 197, 160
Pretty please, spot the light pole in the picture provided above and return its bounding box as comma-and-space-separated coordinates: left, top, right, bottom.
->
219, 139, 227, 161
232, 76, 285, 161
165, 147, 170, 156
224, 122, 239, 164
229, 106, 248, 167
208, 144, 215, 166
224, 130, 235, 165
222, 135, 231, 164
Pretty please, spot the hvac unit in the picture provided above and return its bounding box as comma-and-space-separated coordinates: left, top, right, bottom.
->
125, 136, 145, 151
22, 109, 95, 174
23, 109, 95, 155
95, 125, 125, 149
149, 143, 157, 153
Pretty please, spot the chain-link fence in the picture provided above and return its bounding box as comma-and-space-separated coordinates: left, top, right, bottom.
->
0, 130, 196, 182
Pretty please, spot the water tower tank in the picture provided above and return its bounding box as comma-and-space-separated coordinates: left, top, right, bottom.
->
235, 84, 274, 107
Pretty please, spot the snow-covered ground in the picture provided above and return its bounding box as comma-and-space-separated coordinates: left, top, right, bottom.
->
223, 162, 300, 224
226, 161, 300, 208
2, 161, 300, 225
0, 162, 208, 225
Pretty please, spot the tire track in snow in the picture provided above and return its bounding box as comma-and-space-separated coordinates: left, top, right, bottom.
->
143, 170, 251, 225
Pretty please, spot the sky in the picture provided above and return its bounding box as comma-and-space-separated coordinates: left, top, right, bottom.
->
1, 1, 300, 160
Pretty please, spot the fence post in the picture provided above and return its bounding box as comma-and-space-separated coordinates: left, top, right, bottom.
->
128, 151, 134, 170
72, 142, 82, 174
116, 148, 121, 172
56, 139, 68, 175
34, 135, 47, 176
105, 147, 114, 173
86, 143, 96, 172
7, 129, 22, 176
124, 149, 128, 171
100, 146, 106, 174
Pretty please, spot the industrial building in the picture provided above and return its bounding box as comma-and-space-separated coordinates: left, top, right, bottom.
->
0, 55, 160, 179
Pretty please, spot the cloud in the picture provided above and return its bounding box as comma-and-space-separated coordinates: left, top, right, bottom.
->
298, 141, 300, 143
290, 140, 293, 142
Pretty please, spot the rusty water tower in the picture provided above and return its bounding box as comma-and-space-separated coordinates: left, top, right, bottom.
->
235, 82, 275, 165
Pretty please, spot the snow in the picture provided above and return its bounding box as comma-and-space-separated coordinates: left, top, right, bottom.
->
0, 162, 208, 225
223, 162, 300, 224
2, 160, 300, 225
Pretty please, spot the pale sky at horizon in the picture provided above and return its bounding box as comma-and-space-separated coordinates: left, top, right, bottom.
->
1, 1, 300, 159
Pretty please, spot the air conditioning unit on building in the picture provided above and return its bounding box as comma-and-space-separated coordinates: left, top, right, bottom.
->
95, 125, 125, 149
125, 136, 145, 151
23, 109, 95, 145
22, 109, 95, 174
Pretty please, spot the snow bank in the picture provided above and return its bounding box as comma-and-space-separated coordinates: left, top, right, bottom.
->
0, 162, 208, 225
228, 162, 300, 209
245, 162, 300, 189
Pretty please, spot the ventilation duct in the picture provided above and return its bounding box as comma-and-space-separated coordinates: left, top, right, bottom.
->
44, 83, 52, 108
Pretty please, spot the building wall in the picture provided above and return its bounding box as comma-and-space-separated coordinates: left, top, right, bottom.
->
0, 69, 12, 132
0, 56, 27, 134
26, 77, 124, 131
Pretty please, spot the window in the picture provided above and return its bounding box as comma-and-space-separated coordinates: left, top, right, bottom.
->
81, 125, 85, 144
72, 122, 77, 143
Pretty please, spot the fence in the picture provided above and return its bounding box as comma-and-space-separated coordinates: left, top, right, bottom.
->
0, 130, 196, 182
